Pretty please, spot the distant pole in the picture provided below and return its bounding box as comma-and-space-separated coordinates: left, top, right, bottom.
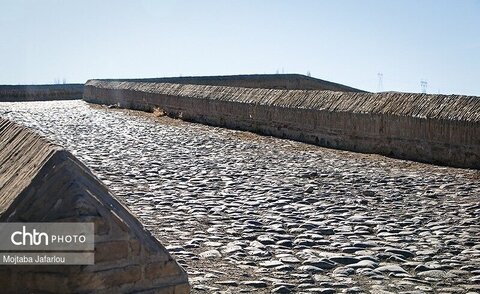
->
421, 80, 428, 93
377, 73, 383, 92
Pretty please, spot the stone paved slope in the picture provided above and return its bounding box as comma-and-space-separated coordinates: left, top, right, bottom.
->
1, 100, 479, 293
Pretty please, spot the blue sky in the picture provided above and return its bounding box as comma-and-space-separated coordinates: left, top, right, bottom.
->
1, 0, 479, 95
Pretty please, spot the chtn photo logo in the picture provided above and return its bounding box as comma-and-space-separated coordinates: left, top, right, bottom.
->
11, 226, 87, 246
0, 223, 94, 265
0, 222, 94, 252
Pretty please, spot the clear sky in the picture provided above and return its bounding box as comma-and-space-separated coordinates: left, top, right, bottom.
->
1, 0, 479, 95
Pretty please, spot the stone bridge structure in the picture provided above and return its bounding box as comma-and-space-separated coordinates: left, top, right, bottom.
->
84, 78, 480, 169
0, 75, 479, 293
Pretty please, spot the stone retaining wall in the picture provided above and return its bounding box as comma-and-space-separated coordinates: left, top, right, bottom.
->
0, 84, 84, 102
101, 74, 365, 91
0, 118, 190, 293
84, 80, 480, 169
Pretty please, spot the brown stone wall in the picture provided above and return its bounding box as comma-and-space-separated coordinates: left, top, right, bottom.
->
0, 84, 84, 102
100, 74, 365, 91
83, 81, 480, 169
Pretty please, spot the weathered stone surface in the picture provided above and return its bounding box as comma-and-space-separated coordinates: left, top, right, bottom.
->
95, 241, 129, 263
102, 73, 364, 91
83, 80, 480, 169
2, 100, 479, 293
0, 118, 189, 293
0, 84, 83, 102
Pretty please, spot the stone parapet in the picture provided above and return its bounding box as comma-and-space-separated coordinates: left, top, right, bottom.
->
0, 84, 84, 102
84, 80, 480, 169
101, 74, 365, 91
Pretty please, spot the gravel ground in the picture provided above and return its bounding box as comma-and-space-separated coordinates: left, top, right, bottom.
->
1, 100, 480, 294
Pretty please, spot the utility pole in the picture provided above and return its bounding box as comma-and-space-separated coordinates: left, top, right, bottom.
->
421, 80, 428, 94
377, 73, 383, 92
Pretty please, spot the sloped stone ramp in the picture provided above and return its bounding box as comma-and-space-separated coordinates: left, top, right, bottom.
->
0, 118, 189, 293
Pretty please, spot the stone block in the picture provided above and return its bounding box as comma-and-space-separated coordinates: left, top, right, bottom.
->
95, 241, 129, 263
0, 118, 189, 293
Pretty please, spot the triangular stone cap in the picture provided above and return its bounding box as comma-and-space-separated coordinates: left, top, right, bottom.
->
0, 118, 190, 293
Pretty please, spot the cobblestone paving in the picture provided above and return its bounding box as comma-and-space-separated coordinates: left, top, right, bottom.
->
1, 100, 480, 294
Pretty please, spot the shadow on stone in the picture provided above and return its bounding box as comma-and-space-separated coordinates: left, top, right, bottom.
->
0, 118, 189, 293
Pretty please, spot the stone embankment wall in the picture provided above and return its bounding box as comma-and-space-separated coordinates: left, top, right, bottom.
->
0, 84, 84, 102
84, 80, 480, 169
0, 118, 189, 293
102, 74, 365, 92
